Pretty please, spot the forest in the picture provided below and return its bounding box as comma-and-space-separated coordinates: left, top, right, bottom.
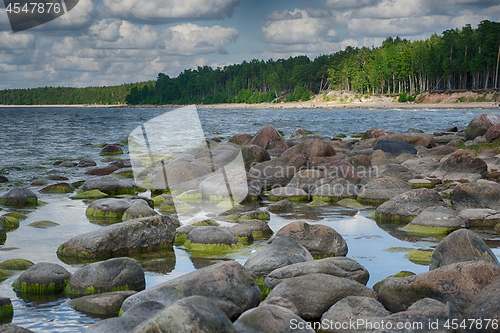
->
1, 20, 499, 106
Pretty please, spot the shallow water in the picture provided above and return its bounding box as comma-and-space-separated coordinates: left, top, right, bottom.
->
0, 106, 499, 332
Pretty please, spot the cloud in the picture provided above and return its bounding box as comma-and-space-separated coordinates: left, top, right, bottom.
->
0, 32, 35, 49
31, 0, 96, 31
102, 0, 240, 23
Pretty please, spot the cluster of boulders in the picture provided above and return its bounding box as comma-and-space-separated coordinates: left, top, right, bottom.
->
2, 113, 500, 332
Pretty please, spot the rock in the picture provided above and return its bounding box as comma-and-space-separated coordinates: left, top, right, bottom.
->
274, 222, 347, 258
85, 167, 120, 176
78, 159, 97, 168
234, 304, 314, 333
86, 198, 150, 221
0, 176, 8, 183
133, 296, 236, 333
241, 145, 271, 170
287, 169, 326, 192
485, 123, 500, 142
464, 279, 500, 333
349, 154, 372, 170
108, 159, 132, 169
373, 140, 417, 156
374, 188, 444, 223
228, 134, 253, 146
0, 325, 35, 333
381, 164, 416, 181
238, 209, 270, 220
30, 179, 48, 186
198, 169, 262, 201
0, 188, 38, 207
66, 257, 145, 296
28, 220, 59, 229
0, 259, 33, 270
0, 297, 13, 322
375, 133, 436, 148
250, 154, 308, 190
268, 187, 309, 202
223, 219, 273, 243
83, 316, 144, 333
465, 112, 500, 141
459, 208, 500, 228
39, 182, 74, 194
435, 150, 488, 177
357, 177, 412, 205
379, 261, 500, 313
267, 199, 294, 213
60, 161, 78, 167
70, 190, 108, 200
248, 124, 288, 151
57, 215, 180, 260
337, 198, 367, 209
122, 201, 157, 221
121, 261, 260, 320
68, 291, 136, 316
418, 145, 457, 160
362, 128, 398, 139
451, 182, 500, 211
403, 206, 465, 236
244, 236, 313, 278
320, 296, 389, 332
311, 159, 359, 184
13, 262, 70, 294
47, 174, 69, 181
0, 225, 5, 244
408, 179, 434, 189
100, 144, 123, 156
310, 179, 359, 202
0, 215, 19, 231
262, 274, 377, 320
429, 229, 499, 270
183, 226, 242, 253
80, 175, 137, 195
265, 257, 369, 289
282, 139, 336, 158
120, 301, 166, 321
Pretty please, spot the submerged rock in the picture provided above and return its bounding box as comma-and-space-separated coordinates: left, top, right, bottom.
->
80, 175, 137, 195
68, 291, 136, 317
0, 188, 38, 207
403, 206, 465, 236
267, 199, 294, 213
183, 226, 243, 253
13, 262, 70, 295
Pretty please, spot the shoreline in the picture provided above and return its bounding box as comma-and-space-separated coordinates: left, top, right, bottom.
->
0, 101, 498, 110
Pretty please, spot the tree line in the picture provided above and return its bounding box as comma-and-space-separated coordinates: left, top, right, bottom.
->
1, 20, 499, 105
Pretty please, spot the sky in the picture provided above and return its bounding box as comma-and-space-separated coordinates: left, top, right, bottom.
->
0, 0, 499, 89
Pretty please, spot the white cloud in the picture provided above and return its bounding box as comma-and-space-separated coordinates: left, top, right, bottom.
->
32, 0, 96, 31
0, 32, 35, 49
102, 0, 240, 22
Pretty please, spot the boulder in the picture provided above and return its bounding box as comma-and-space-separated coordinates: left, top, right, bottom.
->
485, 123, 500, 142
121, 261, 261, 320
100, 144, 123, 156
311, 159, 359, 184
451, 182, 500, 211
0, 259, 33, 270
262, 274, 377, 320
267, 199, 294, 213
374, 188, 444, 223
78, 159, 97, 168
320, 296, 390, 332
459, 208, 500, 228
464, 279, 500, 333
234, 304, 315, 333
373, 140, 417, 156
362, 128, 398, 140
375, 133, 436, 148
85, 166, 120, 176
244, 236, 313, 278
13, 262, 70, 294
68, 291, 136, 317
349, 154, 372, 170
403, 206, 465, 236
133, 296, 236, 333
0, 297, 13, 322
381, 165, 416, 181
39, 182, 73, 193
274, 222, 348, 258
228, 134, 253, 146
378, 261, 500, 313
198, 169, 262, 201
0, 215, 19, 232
121, 201, 157, 221
268, 187, 309, 202
282, 139, 336, 159
120, 301, 166, 321
429, 229, 499, 270
80, 175, 137, 195
0, 188, 38, 207
241, 145, 271, 170
57, 215, 180, 260
0, 325, 34, 333
83, 316, 144, 333
155, 160, 208, 192
250, 154, 308, 190
435, 150, 488, 177
356, 177, 412, 205
86, 198, 150, 221
465, 112, 500, 141
184, 226, 243, 253
248, 124, 288, 151
265, 257, 369, 289
310, 180, 359, 202
287, 169, 326, 193
223, 219, 273, 243
418, 145, 457, 160
0, 176, 8, 183
66, 257, 145, 296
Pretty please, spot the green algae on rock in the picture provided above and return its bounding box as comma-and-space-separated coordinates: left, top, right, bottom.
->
0, 259, 34, 270
0, 188, 38, 207
0, 297, 13, 322
70, 190, 108, 200
13, 263, 70, 295
39, 183, 74, 194
28, 221, 60, 229
404, 249, 434, 265
0, 216, 19, 232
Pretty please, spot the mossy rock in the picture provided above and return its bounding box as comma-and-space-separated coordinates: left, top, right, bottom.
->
239, 210, 270, 221
175, 191, 203, 202
0, 298, 13, 322
183, 240, 244, 254
373, 212, 415, 224
268, 195, 309, 202
13, 280, 69, 295
217, 200, 242, 210
191, 220, 220, 227
28, 221, 60, 229
311, 196, 339, 203
64, 284, 133, 297
0, 216, 19, 232
403, 224, 457, 236
0, 259, 34, 270
384, 247, 414, 253
70, 190, 109, 200
39, 183, 74, 194
13, 263, 70, 295
337, 198, 367, 209
373, 271, 416, 293
174, 233, 188, 246
307, 200, 329, 207
0, 269, 14, 283
404, 249, 434, 265
85, 207, 124, 221
3, 212, 27, 220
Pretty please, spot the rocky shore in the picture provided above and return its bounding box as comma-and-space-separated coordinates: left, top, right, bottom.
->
1, 111, 500, 332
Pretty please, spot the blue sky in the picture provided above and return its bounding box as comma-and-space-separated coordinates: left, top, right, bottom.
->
0, 0, 499, 89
